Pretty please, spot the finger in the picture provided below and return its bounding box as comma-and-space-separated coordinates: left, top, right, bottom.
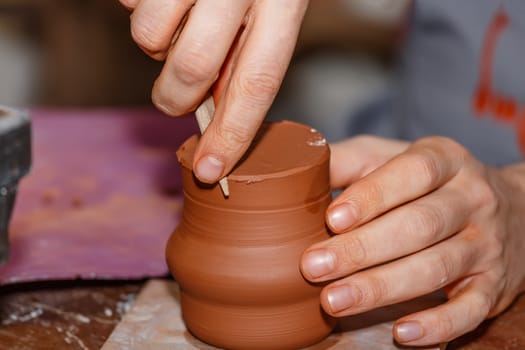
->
317, 234, 478, 316
120, 0, 140, 10
131, 0, 194, 60
212, 27, 247, 106
301, 185, 473, 282
327, 136, 468, 233
152, 0, 251, 116
192, 0, 308, 183
393, 275, 495, 345
330, 136, 408, 189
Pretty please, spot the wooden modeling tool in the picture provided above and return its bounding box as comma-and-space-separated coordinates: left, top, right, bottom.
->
195, 95, 230, 197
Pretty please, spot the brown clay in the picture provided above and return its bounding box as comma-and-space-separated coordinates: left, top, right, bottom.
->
166, 121, 336, 349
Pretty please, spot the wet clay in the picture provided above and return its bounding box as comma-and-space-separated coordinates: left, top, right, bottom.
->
166, 121, 336, 349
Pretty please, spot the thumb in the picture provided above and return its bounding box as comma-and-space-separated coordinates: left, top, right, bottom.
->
330, 135, 408, 189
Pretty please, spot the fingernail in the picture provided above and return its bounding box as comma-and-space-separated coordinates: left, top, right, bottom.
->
155, 102, 172, 116
396, 321, 423, 342
326, 285, 355, 313
302, 249, 335, 279
195, 155, 224, 183
328, 204, 357, 232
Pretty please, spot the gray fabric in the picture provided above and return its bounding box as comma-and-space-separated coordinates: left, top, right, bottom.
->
364, 1, 525, 166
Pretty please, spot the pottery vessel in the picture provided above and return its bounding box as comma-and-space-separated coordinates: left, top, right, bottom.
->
166, 121, 336, 349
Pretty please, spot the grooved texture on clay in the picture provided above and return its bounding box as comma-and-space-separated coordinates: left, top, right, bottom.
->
167, 121, 336, 349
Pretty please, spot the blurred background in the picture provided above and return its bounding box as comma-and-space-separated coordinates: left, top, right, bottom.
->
0, 0, 409, 141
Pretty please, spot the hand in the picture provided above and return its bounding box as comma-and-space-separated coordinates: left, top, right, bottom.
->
119, 0, 308, 183
301, 135, 525, 346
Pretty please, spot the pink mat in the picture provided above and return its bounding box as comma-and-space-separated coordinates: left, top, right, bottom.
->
0, 108, 198, 284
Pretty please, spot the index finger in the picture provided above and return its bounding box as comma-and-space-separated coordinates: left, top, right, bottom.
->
192, 0, 307, 183
327, 137, 468, 233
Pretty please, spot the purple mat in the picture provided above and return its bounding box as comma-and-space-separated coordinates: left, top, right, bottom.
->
0, 108, 198, 285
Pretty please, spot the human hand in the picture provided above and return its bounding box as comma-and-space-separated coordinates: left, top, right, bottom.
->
301, 135, 525, 346
119, 0, 308, 183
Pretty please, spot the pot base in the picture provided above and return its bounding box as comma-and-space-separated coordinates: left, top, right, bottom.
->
181, 291, 337, 350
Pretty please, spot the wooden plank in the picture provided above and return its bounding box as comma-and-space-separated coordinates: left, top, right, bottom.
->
0, 281, 141, 350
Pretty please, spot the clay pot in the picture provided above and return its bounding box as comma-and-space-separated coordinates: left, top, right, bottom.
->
166, 121, 336, 349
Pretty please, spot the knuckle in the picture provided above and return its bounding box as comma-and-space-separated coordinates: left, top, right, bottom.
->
441, 137, 471, 160
341, 234, 368, 270
237, 70, 281, 104
131, 20, 165, 53
477, 224, 505, 263
365, 276, 389, 306
420, 136, 470, 161
407, 203, 444, 243
472, 179, 499, 215
436, 311, 456, 340
172, 51, 215, 86
429, 252, 454, 289
411, 136, 470, 188
151, 84, 184, 117
358, 180, 384, 214
409, 151, 441, 190
471, 292, 492, 322
215, 122, 254, 151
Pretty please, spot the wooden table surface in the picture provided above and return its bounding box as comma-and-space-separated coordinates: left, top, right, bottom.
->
0, 279, 524, 349
0, 280, 143, 349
